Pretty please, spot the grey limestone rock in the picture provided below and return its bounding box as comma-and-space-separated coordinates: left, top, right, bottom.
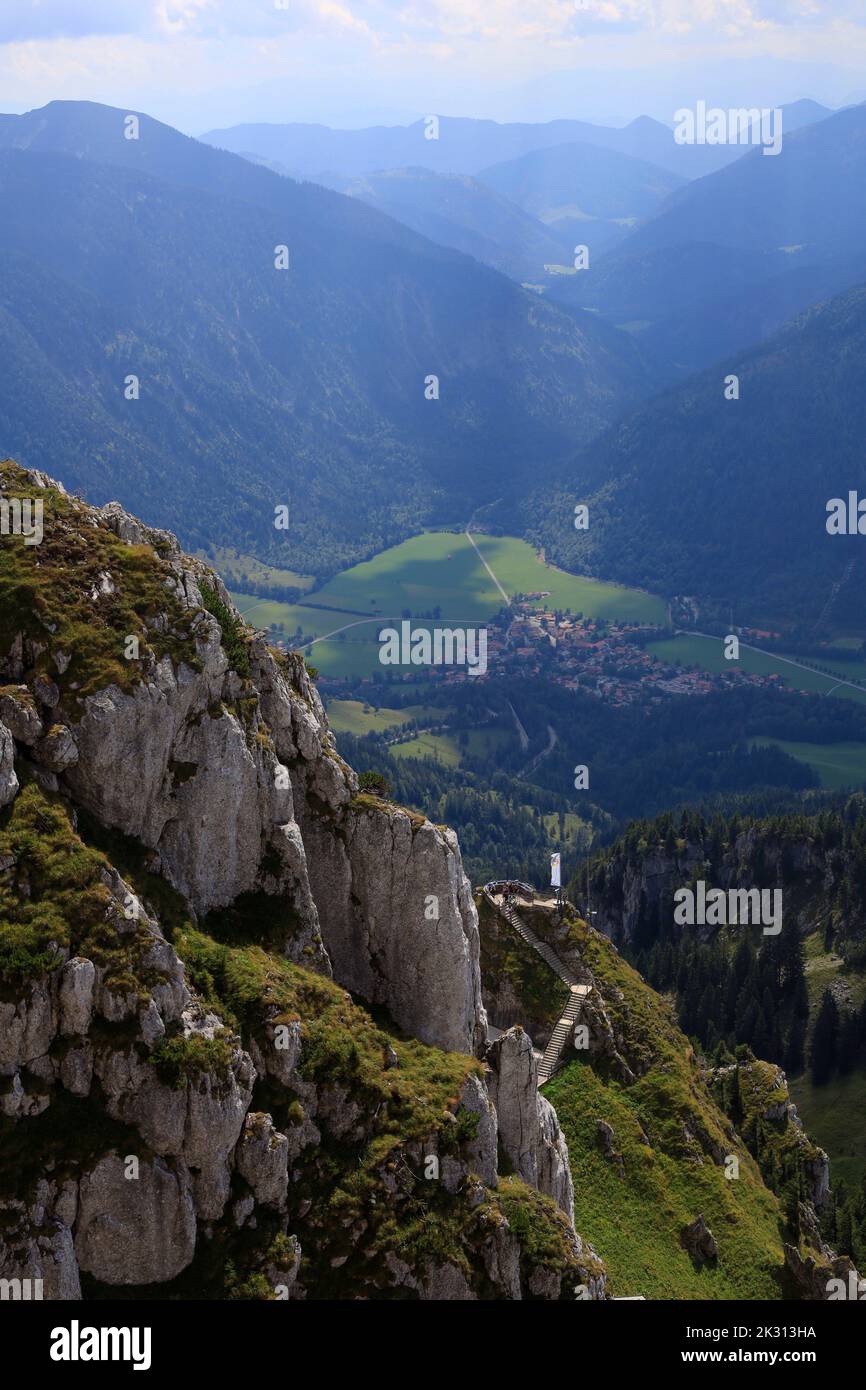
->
486, 1026, 575, 1220
0, 720, 18, 807
74, 1154, 197, 1285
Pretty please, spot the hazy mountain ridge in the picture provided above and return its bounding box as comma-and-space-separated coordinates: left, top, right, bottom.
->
0, 102, 652, 573
201, 103, 832, 182
478, 140, 685, 256
555, 102, 866, 373
314, 165, 573, 282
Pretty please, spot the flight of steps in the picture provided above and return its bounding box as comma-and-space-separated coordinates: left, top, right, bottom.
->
537, 985, 590, 1086
499, 901, 576, 985
492, 894, 592, 1087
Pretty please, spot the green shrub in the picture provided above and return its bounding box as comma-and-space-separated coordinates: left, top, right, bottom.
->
357, 770, 391, 798
199, 580, 251, 678
455, 1106, 480, 1144
150, 1032, 233, 1089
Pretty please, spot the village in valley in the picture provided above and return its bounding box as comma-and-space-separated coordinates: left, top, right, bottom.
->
318, 594, 787, 707
489, 600, 783, 706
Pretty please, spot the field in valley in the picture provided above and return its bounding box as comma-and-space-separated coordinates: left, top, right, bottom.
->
230, 530, 666, 680
325, 700, 441, 736
750, 738, 866, 791
648, 633, 866, 706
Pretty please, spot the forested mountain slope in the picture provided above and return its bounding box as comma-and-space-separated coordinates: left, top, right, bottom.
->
551, 103, 866, 374
522, 282, 866, 625
0, 103, 651, 575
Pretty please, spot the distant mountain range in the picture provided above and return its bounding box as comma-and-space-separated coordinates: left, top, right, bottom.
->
202, 105, 831, 183
0, 101, 652, 574
255, 140, 683, 283
551, 102, 866, 377
1, 96, 860, 625
212, 101, 847, 381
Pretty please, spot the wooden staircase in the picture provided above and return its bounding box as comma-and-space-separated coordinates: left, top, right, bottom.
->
500, 900, 576, 985
492, 895, 592, 1087
537, 986, 590, 1085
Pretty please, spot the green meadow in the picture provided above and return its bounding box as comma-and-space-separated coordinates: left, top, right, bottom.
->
203, 546, 314, 593
325, 700, 441, 736
391, 732, 463, 768
229, 530, 665, 679
750, 738, 866, 790
801, 931, 866, 1019
471, 535, 667, 623
388, 724, 515, 768
649, 633, 866, 706
789, 1070, 866, 1190
324, 702, 521, 770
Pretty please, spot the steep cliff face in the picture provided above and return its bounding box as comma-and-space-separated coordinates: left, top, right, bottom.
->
0, 460, 596, 1301
486, 1026, 575, 1222
252, 644, 488, 1055
584, 805, 866, 952
708, 1056, 861, 1300
0, 802, 250, 1293
0, 461, 487, 1052
710, 1058, 830, 1213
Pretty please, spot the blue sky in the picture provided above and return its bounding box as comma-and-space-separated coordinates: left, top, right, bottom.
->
2, 1, 865, 131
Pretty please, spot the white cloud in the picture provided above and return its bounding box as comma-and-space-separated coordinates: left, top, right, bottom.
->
2, 0, 864, 48
0, 0, 146, 43
2, 0, 866, 131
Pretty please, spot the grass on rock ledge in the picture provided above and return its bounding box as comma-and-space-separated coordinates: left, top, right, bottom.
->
0, 460, 200, 706
0, 781, 156, 995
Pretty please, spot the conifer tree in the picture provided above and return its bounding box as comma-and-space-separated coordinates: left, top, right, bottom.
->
811, 990, 839, 1085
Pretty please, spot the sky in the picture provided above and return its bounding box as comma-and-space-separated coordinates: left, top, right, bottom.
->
2, 1, 866, 132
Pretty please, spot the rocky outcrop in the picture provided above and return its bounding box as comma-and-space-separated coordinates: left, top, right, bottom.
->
682, 1214, 718, 1263
60, 628, 324, 971
308, 804, 487, 1055
251, 643, 488, 1056
0, 719, 17, 807
0, 465, 601, 1301
0, 489, 326, 973
11, 480, 486, 1056
486, 1026, 574, 1221
0, 687, 42, 744
0, 1186, 82, 1300
711, 1060, 831, 1213
758, 1067, 830, 1213
1, 470, 487, 1057
784, 1200, 862, 1301
0, 851, 263, 1287
235, 1113, 289, 1210
596, 1120, 625, 1179
74, 1155, 197, 1285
